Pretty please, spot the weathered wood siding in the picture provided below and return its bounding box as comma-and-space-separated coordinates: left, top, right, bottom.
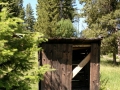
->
40, 44, 72, 90
90, 43, 100, 90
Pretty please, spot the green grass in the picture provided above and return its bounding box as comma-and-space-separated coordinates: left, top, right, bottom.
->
100, 55, 120, 90
30, 83, 38, 90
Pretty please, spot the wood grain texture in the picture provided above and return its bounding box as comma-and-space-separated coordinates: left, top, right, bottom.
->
90, 43, 100, 90
40, 44, 72, 90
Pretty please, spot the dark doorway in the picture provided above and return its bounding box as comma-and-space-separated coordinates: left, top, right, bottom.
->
72, 47, 90, 90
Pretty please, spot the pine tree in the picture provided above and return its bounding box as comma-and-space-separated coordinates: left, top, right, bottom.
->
0, 4, 51, 89
35, 0, 76, 37
0, 0, 25, 19
25, 3, 35, 31
0, 7, 28, 89
35, 0, 60, 37
59, 0, 75, 21
79, 0, 120, 64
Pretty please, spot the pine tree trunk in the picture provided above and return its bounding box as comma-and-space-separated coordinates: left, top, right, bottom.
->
113, 50, 117, 65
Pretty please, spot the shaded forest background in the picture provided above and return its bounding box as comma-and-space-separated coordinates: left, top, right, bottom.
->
0, 0, 120, 89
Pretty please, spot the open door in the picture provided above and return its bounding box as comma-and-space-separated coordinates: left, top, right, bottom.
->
72, 46, 91, 90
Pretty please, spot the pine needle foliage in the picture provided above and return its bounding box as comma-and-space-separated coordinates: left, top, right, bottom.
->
80, 0, 120, 60
0, 0, 25, 19
35, 0, 76, 38
0, 5, 51, 89
25, 3, 35, 32
35, 0, 59, 37
56, 18, 76, 37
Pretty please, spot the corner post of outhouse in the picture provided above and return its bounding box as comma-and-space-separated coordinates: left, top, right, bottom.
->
90, 42, 100, 90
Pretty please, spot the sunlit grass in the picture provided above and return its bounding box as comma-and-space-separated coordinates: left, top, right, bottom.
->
100, 55, 120, 90
30, 83, 38, 90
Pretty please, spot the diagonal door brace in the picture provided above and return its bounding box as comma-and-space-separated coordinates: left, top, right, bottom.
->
72, 53, 91, 78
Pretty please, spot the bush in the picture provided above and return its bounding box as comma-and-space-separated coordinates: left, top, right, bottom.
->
0, 6, 51, 90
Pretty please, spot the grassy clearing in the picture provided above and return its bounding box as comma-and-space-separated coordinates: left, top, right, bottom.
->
100, 55, 120, 90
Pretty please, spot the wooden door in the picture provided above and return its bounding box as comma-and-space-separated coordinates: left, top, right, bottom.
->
39, 44, 72, 90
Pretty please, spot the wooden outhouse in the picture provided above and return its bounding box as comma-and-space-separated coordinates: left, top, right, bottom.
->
39, 38, 101, 90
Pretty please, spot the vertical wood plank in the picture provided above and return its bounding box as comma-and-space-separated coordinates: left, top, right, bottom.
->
51, 44, 61, 90
61, 44, 72, 90
40, 44, 46, 90
41, 44, 52, 90
90, 43, 100, 90
61, 44, 67, 90
40, 44, 72, 90
58, 44, 63, 90
38, 50, 42, 90
66, 44, 72, 90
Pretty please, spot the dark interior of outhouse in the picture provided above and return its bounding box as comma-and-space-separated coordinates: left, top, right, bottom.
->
72, 45, 91, 90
